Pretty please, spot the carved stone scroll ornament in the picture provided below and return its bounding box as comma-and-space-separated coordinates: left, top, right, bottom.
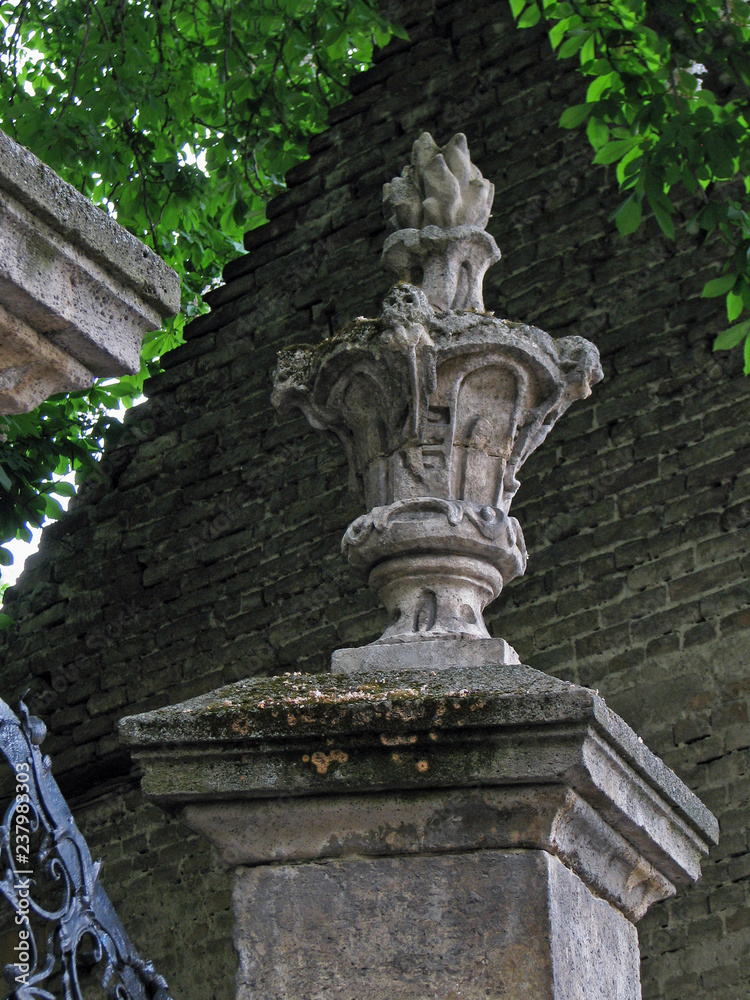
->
272, 133, 603, 654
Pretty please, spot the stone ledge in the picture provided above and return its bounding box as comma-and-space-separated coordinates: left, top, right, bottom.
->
120, 664, 717, 840
0, 130, 180, 412
182, 785, 674, 921
0, 300, 93, 410
0, 132, 179, 313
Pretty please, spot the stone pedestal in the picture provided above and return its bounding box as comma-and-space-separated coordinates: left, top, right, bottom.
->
120, 663, 718, 1000
119, 130, 716, 999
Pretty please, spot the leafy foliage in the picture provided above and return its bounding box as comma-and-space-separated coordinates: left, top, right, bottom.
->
0, 0, 401, 575
510, 0, 750, 369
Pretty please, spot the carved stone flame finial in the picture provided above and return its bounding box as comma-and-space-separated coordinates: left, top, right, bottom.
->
382, 133, 500, 313
272, 132, 603, 670
383, 133, 494, 231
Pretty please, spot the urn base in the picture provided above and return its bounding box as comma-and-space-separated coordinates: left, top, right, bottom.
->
342, 497, 527, 644
371, 553, 503, 642
330, 636, 521, 673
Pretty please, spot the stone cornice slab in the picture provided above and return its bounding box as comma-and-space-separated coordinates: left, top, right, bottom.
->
0, 130, 180, 413
120, 662, 718, 917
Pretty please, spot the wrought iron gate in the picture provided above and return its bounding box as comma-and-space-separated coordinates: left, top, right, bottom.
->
0, 699, 173, 1000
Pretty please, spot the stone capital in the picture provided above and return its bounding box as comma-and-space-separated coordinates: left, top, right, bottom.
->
120, 663, 718, 923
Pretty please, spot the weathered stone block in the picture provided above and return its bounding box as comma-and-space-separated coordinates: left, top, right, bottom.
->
233, 850, 640, 1000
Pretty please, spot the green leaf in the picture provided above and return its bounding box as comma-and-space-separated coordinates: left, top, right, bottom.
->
0, 613, 14, 630
594, 138, 638, 165
702, 274, 738, 298
0, 547, 12, 567
559, 104, 591, 129
580, 32, 595, 65
509, 0, 527, 17
0, 465, 11, 491
43, 495, 65, 520
586, 70, 618, 102
558, 33, 587, 59
517, 3, 541, 27
586, 116, 609, 148
713, 320, 750, 351
745, 332, 750, 375
616, 143, 644, 186
727, 290, 744, 322
52, 480, 76, 498
703, 132, 736, 179
648, 197, 675, 239
548, 18, 571, 50
614, 196, 642, 236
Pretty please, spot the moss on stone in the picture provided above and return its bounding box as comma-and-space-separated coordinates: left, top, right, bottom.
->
121, 663, 588, 746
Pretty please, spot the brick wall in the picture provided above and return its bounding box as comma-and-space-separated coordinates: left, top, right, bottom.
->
1, 0, 748, 996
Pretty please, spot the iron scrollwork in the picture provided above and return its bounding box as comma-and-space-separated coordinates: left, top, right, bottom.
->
0, 698, 173, 1000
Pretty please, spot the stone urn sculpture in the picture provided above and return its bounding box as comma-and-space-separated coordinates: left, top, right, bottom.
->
272, 133, 603, 665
